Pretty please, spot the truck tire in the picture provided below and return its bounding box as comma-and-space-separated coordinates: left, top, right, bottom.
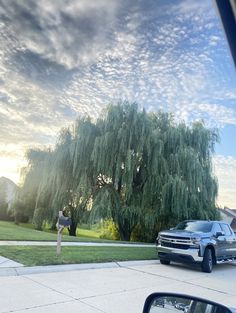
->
201, 247, 213, 273
160, 259, 170, 265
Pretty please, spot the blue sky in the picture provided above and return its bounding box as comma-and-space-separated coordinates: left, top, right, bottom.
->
0, 0, 235, 207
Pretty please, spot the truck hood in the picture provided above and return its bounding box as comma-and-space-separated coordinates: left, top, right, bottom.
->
159, 229, 210, 239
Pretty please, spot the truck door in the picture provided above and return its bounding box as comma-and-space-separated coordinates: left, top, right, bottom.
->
220, 223, 236, 258
213, 223, 226, 259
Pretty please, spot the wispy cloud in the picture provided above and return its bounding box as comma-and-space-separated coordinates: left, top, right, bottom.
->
213, 155, 236, 208
0, 0, 124, 69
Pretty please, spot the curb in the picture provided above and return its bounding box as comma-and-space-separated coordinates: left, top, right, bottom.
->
0, 260, 158, 277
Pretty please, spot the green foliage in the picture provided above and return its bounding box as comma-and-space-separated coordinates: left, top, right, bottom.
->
99, 219, 120, 240
131, 224, 159, 243
18, 102, 219, 241
91, 104, 219, 240
14, 148, 52, 223
32, 206, 48, 230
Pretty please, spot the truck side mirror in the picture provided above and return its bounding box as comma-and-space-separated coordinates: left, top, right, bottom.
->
215, 231, 224, 238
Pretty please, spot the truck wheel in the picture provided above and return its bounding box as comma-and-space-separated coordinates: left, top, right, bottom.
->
201, 248, 213, 273
160, 259, 170, 265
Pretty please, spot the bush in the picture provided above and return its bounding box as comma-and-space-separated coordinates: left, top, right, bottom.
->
99, 219, 120, 240
131, 224, 157, 243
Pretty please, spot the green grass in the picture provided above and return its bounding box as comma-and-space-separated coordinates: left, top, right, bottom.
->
22, 222, 101, 239
0, 246, 156, 266
0, 221, 116, 242
0, 221, 152, 245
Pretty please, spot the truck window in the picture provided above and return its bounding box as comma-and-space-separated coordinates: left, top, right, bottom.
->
212, 223, 222, 235
175, 221, 213, 233
220, 223, 232, 236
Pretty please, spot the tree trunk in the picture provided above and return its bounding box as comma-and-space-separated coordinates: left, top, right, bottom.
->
119, 228, 131, 241
118, 222, 132, 241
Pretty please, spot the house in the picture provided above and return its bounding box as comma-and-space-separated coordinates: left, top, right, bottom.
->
219, 207, 236, 232
0, 177, 17, 206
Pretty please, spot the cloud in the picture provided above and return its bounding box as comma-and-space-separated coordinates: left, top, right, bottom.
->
213, 155, 236, 208
0, 0, 124, 69
0, 65, 75, 149
173, 102, 236, 127
1, 0, 235, 123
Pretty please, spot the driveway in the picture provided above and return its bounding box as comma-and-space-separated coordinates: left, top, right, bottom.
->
0, 260, 235, 313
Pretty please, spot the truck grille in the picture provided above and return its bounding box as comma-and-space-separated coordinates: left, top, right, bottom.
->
161, 241, 190, 250
159, 234, 192, 250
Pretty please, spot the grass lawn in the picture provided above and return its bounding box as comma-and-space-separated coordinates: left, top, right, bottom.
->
0, 221, 153, 245
0, 246, 156, 266
0, 221, 156, 267
0, 221, 117, 243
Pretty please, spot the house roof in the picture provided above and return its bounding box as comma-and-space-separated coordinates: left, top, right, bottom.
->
219, 207, 236, 218
230, 218, 236, 230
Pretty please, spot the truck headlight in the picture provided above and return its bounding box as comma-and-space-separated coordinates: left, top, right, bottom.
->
191, 237, 201, 246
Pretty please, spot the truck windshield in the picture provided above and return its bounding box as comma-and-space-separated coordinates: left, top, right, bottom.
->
175, 221, 213, 233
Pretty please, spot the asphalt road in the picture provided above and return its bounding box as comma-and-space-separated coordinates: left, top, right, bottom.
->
0, 260, 235, 313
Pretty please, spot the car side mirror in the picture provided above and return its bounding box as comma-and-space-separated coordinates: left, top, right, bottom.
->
215, 231, 225, 238
142, 293, 234, 313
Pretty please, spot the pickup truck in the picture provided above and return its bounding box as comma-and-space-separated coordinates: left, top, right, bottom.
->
156, 220, 236, 272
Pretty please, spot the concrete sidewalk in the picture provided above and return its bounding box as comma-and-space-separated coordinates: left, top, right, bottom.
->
0, 260, 156, 276
0, 256, 23, 268
0, 240, 154, 247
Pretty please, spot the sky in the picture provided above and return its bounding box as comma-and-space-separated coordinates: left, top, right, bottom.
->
0, 0, 235, 208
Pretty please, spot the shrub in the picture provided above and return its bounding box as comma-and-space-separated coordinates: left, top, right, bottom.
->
99, 219, 120, 240
131, 224, 157, 243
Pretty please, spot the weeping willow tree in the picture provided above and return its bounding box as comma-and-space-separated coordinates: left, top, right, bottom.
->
19, 102, 219, 240
91, 103, 219, 241
34, 118, 99, 235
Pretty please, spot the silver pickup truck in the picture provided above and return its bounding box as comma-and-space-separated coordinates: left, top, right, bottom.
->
156, 220, 236, 272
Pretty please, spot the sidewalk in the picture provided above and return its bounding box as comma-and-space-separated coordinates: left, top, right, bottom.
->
0, 260, 157, 276
0, 240, 155, 247
0, 256, 23, 268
